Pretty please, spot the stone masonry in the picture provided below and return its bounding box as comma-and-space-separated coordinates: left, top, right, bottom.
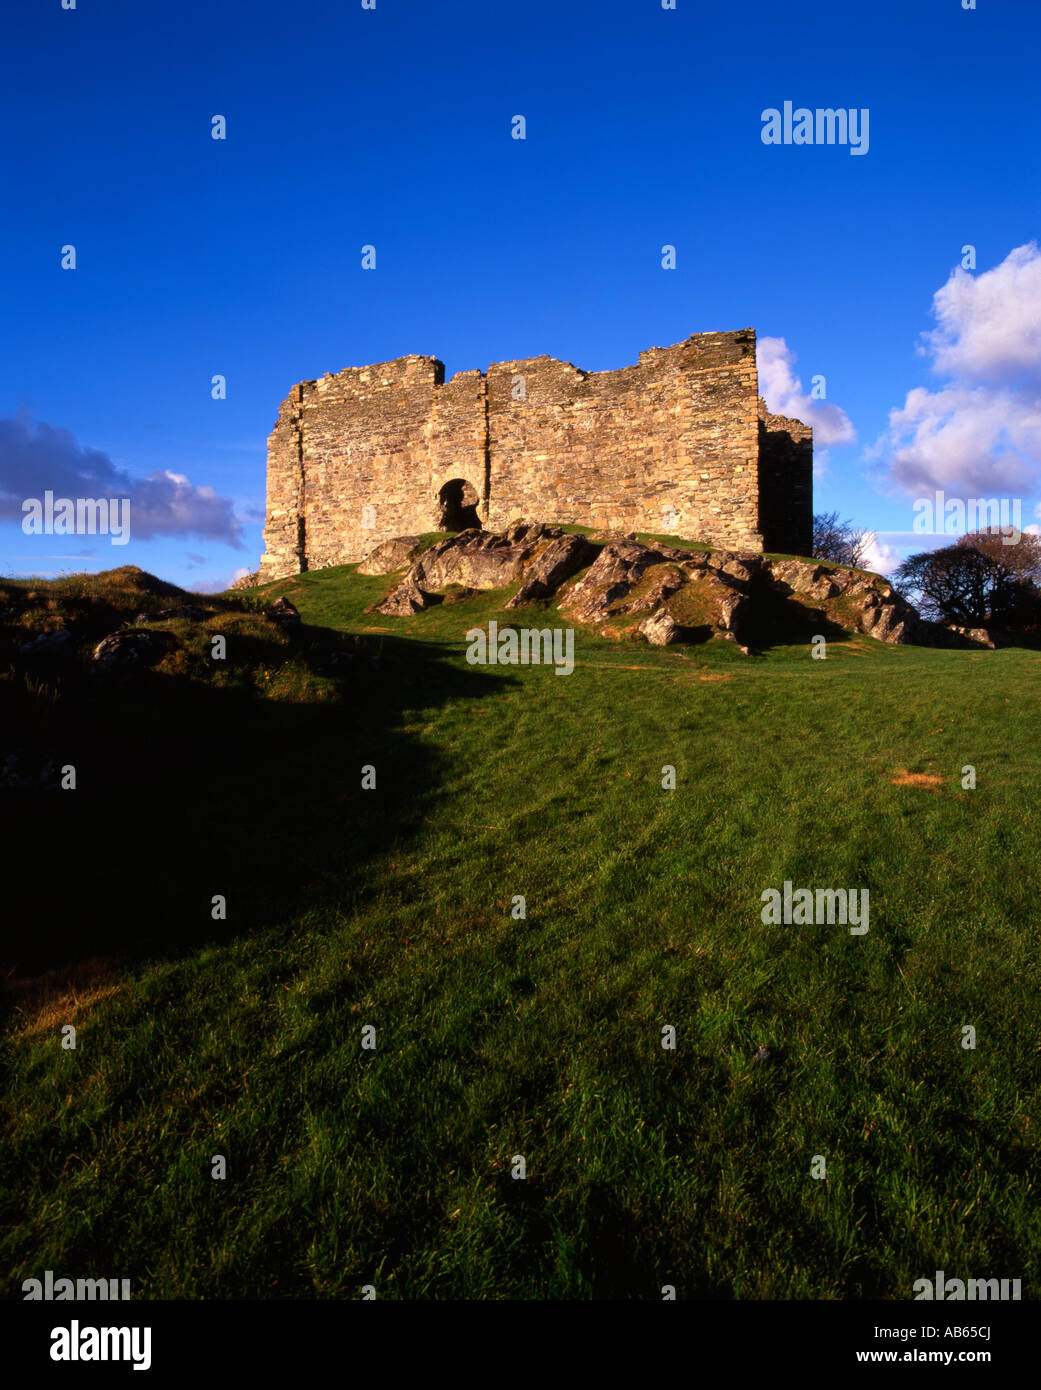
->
259, 328, 812, 581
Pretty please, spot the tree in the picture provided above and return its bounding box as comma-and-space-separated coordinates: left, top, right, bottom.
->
893, 542, 1039, 628
811, 511, 867, 568
956, 528, 1041, 586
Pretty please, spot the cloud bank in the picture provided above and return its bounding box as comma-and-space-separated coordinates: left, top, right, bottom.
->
0, 414, 245, 549
881, 243, 1041, 498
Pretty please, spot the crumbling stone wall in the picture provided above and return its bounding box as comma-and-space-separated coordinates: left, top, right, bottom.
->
259, 329, 812, 580
757, 400, 813, 556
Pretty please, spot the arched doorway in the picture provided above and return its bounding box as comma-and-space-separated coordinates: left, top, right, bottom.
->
436, 478, 482, 531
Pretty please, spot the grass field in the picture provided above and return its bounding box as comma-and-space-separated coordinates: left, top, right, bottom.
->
2, 545, 1040, 1299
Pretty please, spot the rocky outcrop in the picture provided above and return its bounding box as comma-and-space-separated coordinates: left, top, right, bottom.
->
762, 557, 920, 643
768, 558, 842, 600
366, 523, 961, 652
505, 533, 598, 608
559, 544, 749, 640
561, 541, 691, 623
946, 624, 998, 649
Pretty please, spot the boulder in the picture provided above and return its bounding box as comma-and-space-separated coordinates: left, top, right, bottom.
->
91, 629, 176, 674
639, 610, 682, 646
412, 534, 533, 591
356, 536, 424, 575
716, 589, 748, 635
373, 527, 591, 614
19, 630, 75, 663
674, 550, 712, 573
374, 580, 442, 616
265, 597, 301, 626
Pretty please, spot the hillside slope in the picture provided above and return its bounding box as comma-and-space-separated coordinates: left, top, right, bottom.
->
2, 551, 1040, 1299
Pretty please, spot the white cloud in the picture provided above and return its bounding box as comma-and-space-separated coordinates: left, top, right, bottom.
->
756, 336, 856, 447
922, 242, 1041, 384
860, 531, 902, 576
882, 243, 1041, 499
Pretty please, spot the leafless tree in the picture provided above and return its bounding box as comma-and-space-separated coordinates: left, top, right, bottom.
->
811, 511, 867, 568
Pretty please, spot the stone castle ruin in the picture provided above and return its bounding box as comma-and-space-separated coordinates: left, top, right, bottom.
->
259, 328, 812, 581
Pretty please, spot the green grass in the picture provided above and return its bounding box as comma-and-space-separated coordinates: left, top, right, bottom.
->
2, 558, 1040, 1299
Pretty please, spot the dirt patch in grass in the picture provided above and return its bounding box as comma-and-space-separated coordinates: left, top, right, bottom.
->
890, 770, 944, 790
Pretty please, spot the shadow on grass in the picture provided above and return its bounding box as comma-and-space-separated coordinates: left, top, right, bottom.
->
0, 616, 516, 995
739, 579, 857, 654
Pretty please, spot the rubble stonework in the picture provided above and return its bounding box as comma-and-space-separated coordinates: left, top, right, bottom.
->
259, 329, 813, 581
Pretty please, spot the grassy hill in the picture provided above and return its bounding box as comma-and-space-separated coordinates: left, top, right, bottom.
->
2, 542, 1040, 1298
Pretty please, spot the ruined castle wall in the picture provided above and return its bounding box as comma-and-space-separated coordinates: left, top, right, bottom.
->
260, 329, 808, 581
261, 357, 500, 579
261, 356, 446, 578
425, 368, 489, 522
757, 401, 813, 556
262, 388, 308, 578
483, 330, 761, 546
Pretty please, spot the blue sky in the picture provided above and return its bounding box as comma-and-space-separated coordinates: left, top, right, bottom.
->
2, 0, 1039, 586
